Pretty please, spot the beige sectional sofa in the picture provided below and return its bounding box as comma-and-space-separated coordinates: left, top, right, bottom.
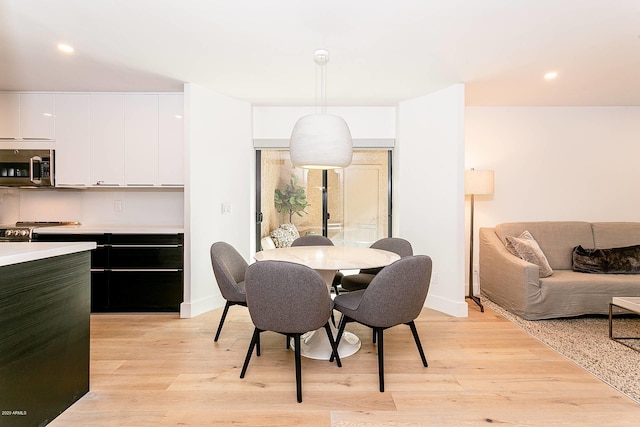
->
479, 221, 640, 320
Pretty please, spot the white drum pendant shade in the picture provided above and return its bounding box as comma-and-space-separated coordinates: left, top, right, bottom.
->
290, 114, 353, 169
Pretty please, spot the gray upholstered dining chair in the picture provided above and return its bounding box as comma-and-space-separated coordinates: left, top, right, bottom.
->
340, 237, 413, 292
291, 234, 344, 294
240, 260, 342, 403
291, 234, 333, 247
210, 242, 248, 342
331, 255, 432, 392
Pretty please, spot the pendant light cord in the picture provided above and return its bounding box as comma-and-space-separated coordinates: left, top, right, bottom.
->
314, 49, 329, 114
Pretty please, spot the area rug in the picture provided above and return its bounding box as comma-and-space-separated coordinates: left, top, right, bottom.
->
483, 298, 640, 403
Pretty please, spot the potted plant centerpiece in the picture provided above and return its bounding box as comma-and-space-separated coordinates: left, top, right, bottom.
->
274, 175, 309, 223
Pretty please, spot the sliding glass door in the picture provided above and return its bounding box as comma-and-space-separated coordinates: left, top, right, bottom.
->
257, 150, 391, 248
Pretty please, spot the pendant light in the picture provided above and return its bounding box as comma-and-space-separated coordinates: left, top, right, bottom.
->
290, 49, 353, 170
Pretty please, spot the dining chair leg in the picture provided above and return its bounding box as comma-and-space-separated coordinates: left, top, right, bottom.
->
323, 323, 342, 367
240, 328, 260, 378
336, 315, 348, 343
407, 321, 428, 367
214, 301, 232, 341
376, 327, 384, 392
256, 331, 261, 357
293, 334, 303, 403
330, 315, 349, 363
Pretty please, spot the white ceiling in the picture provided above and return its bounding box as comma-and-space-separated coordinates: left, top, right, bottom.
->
2, 0, 640, 106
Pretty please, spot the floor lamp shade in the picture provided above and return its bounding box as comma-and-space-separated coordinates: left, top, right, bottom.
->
290, 114, 353, 170
465, 169, 495, 195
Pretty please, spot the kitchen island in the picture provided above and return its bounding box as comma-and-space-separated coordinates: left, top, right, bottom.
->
0, 241, 96, 427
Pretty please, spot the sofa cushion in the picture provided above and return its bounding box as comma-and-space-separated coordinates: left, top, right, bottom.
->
592, 222, 640, 249
573, 244, 640, 274
260, 236, 276, 250
505, 230, 554, 277
496, 222, 594, 270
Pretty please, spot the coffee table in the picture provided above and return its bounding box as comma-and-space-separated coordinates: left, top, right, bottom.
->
609, 296, 640, 351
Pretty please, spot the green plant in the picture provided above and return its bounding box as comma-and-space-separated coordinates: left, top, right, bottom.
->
274, 175, 309, 222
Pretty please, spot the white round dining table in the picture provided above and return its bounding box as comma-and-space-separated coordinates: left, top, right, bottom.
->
254, 245, 400, 360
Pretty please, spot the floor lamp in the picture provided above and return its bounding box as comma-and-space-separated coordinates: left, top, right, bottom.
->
464, 169, 495, 312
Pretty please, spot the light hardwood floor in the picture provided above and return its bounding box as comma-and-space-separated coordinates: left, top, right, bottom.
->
50, 304, 639, 426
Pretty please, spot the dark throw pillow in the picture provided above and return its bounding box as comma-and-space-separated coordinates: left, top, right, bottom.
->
572, 244, 640, 274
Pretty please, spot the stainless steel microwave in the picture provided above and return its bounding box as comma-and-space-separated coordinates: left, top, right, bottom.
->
0, 149, 55, 187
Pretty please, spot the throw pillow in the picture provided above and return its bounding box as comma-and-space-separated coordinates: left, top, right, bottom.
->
505, 230, 554, 277
279, 223, 300, 240
269, 223, 300, 248
573, 244, 640, 274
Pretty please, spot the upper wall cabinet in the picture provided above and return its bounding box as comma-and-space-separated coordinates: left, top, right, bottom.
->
0, 93, 55, 140
87, 93, 183, 187
125, 95, 159, 186
20, 94, 55, 139
0, 94, 20, 139
158, 94, 184, 186
1, 92, 183, 187
90, 94, 126, 186
55, 94, 91, 186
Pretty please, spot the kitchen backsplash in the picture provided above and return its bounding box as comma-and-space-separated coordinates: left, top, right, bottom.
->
14, 188, 183, 226
0, 189, 20, 225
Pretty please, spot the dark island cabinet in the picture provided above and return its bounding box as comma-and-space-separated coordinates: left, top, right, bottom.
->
33, 232, 184, 313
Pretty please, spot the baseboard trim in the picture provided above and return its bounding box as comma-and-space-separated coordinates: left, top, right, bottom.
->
425, 294, 469, 317
180, 294, 224, 318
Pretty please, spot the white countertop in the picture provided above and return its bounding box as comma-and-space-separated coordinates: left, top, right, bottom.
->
32, 224, 184, 234
0, 242, 97, 267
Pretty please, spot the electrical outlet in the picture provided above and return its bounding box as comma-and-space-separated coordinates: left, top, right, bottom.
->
221, 203, 232, 215
114, 200, 122, 212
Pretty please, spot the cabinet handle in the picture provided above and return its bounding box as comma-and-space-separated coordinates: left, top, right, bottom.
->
91, 268, 183, 272
105, 269, 183, 272
108, 244, 182, 248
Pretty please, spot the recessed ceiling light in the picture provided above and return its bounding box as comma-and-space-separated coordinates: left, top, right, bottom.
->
544, 71, 558, 80
57, 43, 75, 54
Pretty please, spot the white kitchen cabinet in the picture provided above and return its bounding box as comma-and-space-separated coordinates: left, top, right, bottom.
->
20, 93, 55, 139
90, 94, 125, 186
158, 94, 184, 185
0, 93, 20, 139
55, 94, 91, 186
125, 95, 159, 185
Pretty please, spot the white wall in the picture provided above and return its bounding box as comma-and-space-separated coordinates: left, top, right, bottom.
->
182, 83, 252, 318
397, 84, 467, 317
253, 106, 396, 139
465, 106, 640, 283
